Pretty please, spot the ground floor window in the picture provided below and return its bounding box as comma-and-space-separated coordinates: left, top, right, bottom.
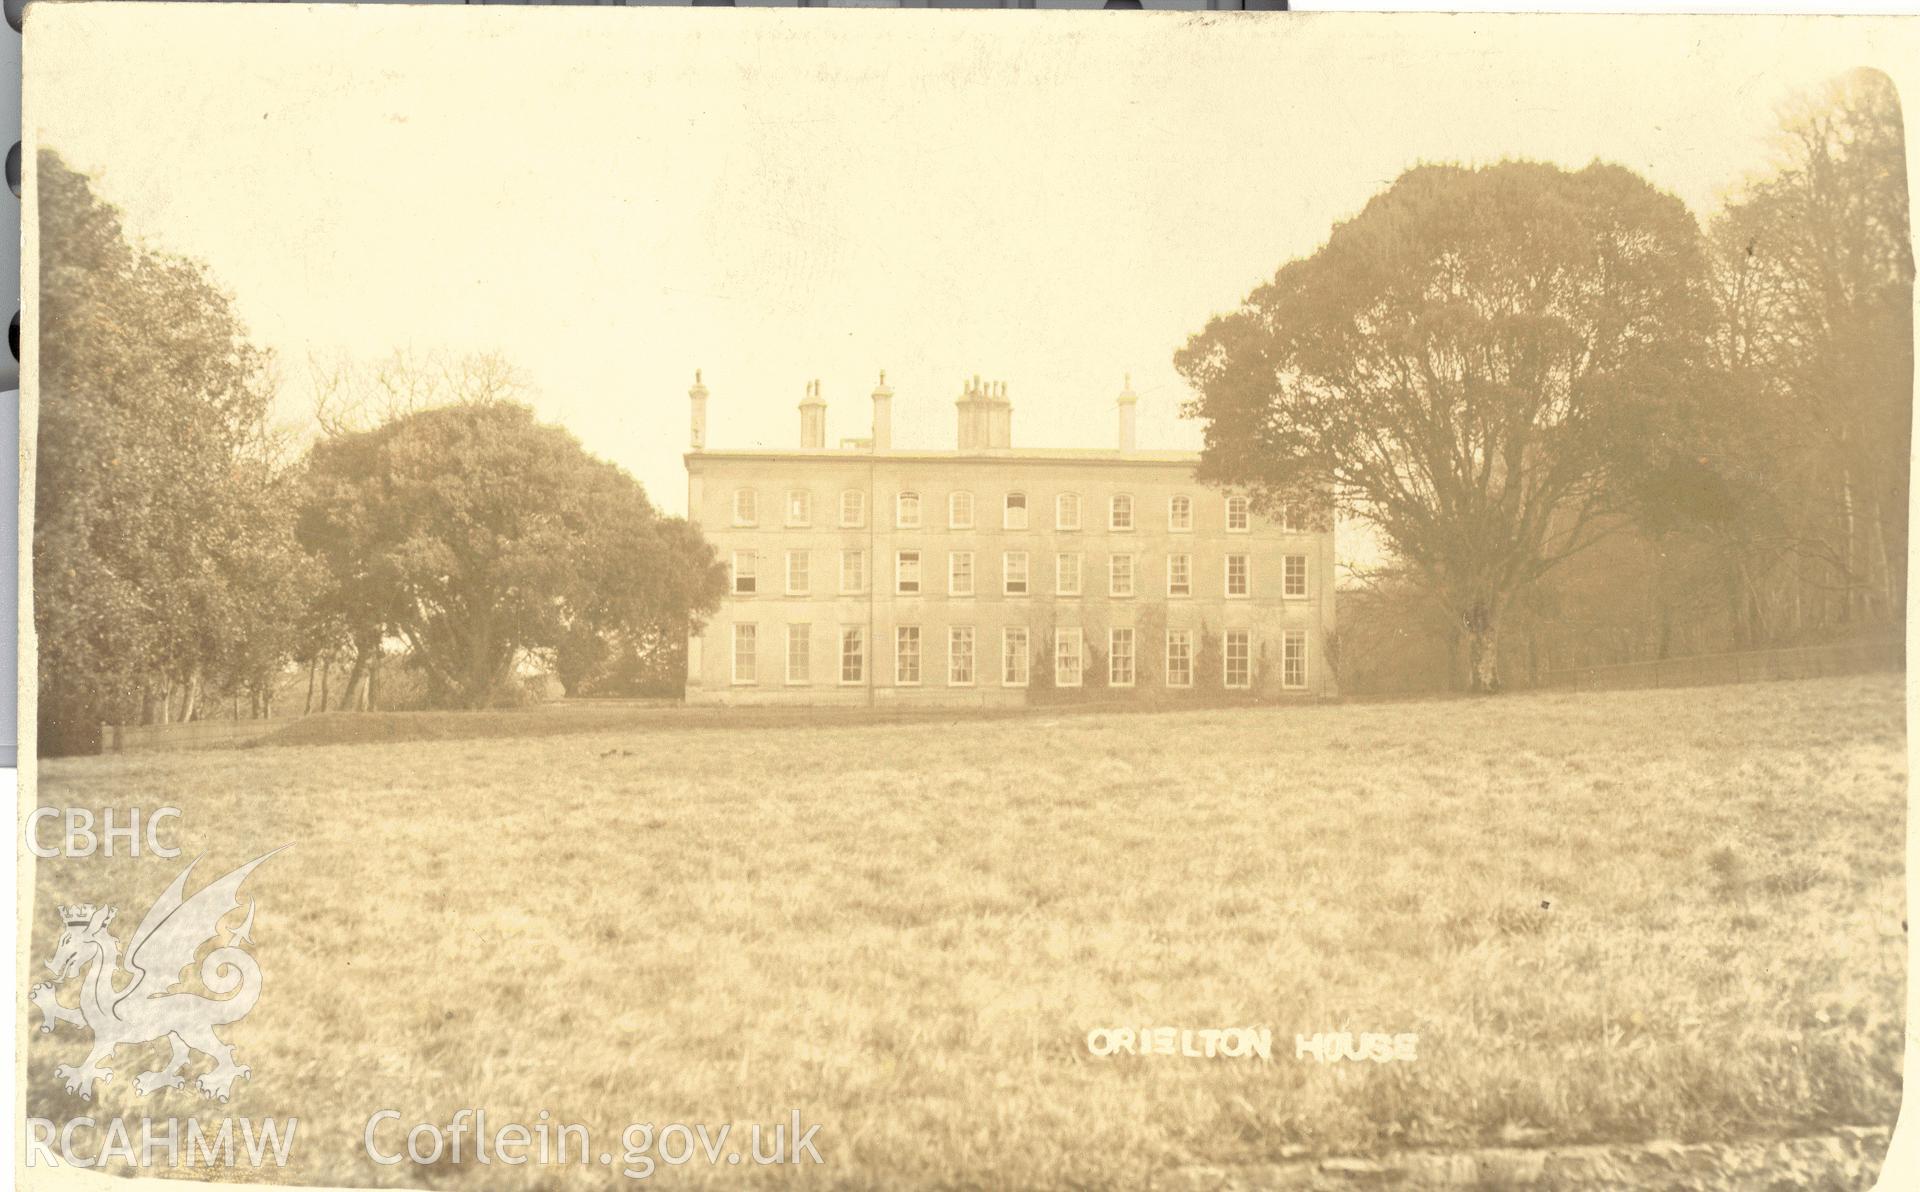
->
896, 626, 922, 685
1056, 628, 1084, 687
1166, 629, 1192, 688
732, 623, 757, 684
1224, 629, 1252, 688
841, 626, 865, 684
787, 623, 810, 684
1003, 627, 1030, 686
1283, 629, 1308, 689
949, 627, 975, 686
1110, 628, 1135, 687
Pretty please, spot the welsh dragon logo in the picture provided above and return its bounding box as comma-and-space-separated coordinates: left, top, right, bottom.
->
29, 848, 285, 1103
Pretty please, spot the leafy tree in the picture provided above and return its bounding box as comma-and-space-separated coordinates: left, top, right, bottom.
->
35, 149, 297, 753
562, 625, 691, 698
296, 402, 724, 709
1177, 161, 1719, 691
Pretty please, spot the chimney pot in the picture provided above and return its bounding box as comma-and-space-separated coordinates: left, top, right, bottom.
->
689, 369, 710, 450
871, 370, 894, 451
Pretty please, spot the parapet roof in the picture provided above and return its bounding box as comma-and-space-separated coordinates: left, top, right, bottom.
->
686, 447, 1201, 466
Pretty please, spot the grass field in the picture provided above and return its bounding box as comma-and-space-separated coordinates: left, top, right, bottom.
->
25, 674, 1907, 1188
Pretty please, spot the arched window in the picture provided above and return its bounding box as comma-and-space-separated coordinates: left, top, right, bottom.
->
1004, 492, 1029, 530
840, 489, 866, 527
1168, 494, 1192, 532
1055, 493, 1081, 531
897, 491, 922, 528
1225, 494, 1250, 532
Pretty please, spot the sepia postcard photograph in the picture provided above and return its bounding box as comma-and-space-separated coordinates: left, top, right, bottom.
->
12, 6, 1918, 1189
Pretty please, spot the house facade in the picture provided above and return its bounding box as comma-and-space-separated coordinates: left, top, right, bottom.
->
683, 371, 1336, 704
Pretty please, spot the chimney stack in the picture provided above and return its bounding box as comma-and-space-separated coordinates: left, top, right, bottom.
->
799, 378, 826, 448
1117, 373, 1138, 453
989, 380, 1011, 449
956, 375, 989, 450
689, 369, 709, 450
870, 370, 893, 451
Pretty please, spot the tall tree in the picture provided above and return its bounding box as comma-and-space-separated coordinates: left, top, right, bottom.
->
1708, 68, 1913, 633
1176, 161, 1720, 691
35, 149, 297, 753
297, 401, 725, 709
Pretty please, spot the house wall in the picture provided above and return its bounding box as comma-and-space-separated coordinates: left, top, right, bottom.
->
684, 451, 1337, 704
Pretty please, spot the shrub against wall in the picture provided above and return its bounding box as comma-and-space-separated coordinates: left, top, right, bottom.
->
1256, 639, 1277, 696
1030, 630, 1055, 696
1195, 624, 1225, 696
1084, 642, 1110, 692
1134, 606, 1166, 691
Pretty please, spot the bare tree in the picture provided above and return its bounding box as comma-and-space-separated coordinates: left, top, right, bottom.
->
309, 346, 534, 438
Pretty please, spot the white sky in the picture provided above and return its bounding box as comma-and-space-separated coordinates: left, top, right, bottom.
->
24, 9, 1919, 569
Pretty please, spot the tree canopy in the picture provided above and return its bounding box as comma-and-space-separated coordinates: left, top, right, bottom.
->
1706, 68, 1912, 636
35, 148, 300, 753
1176, 160, 1720, 691
297, 401, 725, 709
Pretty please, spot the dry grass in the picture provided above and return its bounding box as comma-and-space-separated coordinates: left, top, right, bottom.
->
26, 674, 1906, 1188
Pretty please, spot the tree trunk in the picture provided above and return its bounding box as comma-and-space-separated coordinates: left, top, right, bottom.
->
338, 650, 367, 712
1724, 559, 1748, 650
304, 660, 318, 715
1467, 625, 1501, 693
319, 652, 333, 711
1878, 490, 1905, 616
1866, 496, 1894, 623
1839, 466, 1858, 624
1463, 598, 1501, 694
367, 651, 380, 712
179, 668, 202, 724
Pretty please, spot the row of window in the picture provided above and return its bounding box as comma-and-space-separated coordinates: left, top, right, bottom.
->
733, 488, 1302, 533
730, 624, 1310, 690
732, 549, 1311, 599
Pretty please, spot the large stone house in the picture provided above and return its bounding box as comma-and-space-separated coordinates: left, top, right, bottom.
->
683, 371, 1336, 703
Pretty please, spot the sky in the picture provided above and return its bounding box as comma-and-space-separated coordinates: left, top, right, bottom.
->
23, 9, 1918, 571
